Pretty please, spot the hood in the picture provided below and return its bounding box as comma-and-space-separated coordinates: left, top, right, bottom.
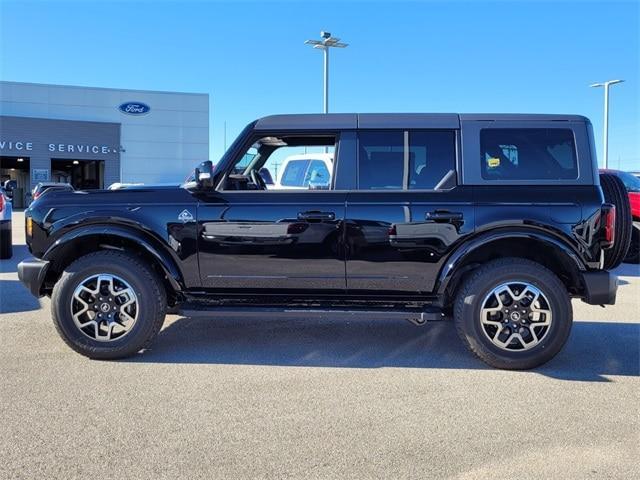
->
108, 182, 182, 190
29, 184, 194, 210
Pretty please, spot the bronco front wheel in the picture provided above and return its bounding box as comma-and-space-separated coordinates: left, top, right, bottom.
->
51, 250, 167, 359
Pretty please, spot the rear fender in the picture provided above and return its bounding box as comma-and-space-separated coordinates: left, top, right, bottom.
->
436, 229, 587, 296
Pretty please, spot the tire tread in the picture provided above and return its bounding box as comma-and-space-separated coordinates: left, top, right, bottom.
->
51, 250, 166, 359
454, 257, 572, 370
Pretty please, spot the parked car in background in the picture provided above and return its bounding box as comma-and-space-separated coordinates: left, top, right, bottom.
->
3, 179, 17, 200
274, 153, 333, 189
0, 187, 12, 259
31, 182, 74, 201
600, 169, 640, 263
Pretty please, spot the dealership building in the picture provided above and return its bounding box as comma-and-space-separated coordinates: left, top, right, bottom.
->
0, 81, 209, 205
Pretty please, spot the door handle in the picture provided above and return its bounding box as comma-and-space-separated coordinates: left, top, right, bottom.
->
298, 211, 336, 221
426, 210, 463, 222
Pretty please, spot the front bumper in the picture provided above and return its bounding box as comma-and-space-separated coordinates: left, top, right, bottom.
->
581, 270, 618, 305
17, 257, 50, 298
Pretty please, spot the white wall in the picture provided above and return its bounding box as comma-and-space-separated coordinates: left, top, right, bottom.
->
0, 81, 209, 184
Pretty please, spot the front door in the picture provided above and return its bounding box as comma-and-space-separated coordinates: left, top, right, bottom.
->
197, 132, 347, 294
198, 191, 346, 292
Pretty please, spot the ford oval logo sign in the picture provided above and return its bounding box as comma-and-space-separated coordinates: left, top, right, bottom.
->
118, 102, 151, 115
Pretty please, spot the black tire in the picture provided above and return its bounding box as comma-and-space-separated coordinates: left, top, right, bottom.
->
51, 250, 167, 359
454, 258, 572, 370
623, 225, 639, 264
0, 222, 12, 259
600, 173, 632, 269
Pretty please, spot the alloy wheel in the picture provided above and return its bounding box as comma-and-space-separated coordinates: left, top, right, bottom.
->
70, 274, 139, 342
479, 282, 553, 351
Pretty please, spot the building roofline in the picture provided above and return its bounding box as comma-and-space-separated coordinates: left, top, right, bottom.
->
0, 80, 209, 97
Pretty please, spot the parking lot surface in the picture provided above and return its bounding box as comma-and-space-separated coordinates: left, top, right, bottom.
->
1, 211, 638, 479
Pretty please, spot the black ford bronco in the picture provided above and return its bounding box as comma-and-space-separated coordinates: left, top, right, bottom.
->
18, 114, 632, 369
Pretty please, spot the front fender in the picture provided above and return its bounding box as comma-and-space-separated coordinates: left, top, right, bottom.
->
435, 228, 587, 296
42, 224, 184, 292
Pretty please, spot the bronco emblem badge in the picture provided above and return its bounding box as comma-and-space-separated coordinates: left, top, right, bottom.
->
178, 209, 194, 223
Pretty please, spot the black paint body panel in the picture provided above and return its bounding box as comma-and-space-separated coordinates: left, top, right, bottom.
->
21, 113, 613, 306
197, 191, 347, 292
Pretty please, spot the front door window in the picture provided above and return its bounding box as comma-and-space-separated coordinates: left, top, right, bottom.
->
221, 135, 336, 191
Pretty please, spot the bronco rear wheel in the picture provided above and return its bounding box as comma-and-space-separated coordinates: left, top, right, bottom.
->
51, 250, 167, 359
454, 258, 572, 370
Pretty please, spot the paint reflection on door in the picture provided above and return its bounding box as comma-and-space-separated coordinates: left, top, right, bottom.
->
198, 192, 347, 292
345, 191, 474, 294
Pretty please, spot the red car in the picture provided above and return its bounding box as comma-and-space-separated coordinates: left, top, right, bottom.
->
600, 169, 640, 263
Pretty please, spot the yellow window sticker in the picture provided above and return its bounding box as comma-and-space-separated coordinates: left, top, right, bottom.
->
487, 157, 500, 168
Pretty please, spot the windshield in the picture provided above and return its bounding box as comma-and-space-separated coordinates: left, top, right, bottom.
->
231, 149, 258, 175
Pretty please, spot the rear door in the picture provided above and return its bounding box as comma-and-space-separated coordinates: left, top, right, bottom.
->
345, 126, 474, 295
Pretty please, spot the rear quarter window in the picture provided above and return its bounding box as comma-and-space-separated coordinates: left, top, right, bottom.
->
480, 128, 578, 180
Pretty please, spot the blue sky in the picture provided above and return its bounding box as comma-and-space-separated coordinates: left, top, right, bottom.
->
1, 0, 638, 169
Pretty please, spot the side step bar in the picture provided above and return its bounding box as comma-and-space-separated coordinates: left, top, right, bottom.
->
177, 305, 446, 326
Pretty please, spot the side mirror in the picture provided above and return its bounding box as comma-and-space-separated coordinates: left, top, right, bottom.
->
196, 161, 214, 189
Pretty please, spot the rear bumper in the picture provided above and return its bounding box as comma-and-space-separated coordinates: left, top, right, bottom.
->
581, 270, 618, 305
17, 257, 50, 298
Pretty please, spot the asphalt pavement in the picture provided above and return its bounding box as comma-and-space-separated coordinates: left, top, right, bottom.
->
1, 211, 638, 479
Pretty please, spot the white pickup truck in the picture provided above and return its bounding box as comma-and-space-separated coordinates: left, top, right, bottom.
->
273, 153, 333, 190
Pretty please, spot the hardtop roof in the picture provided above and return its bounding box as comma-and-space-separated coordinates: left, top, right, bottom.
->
254, 113, 589, 130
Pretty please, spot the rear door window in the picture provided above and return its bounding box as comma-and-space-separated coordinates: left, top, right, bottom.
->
480, 128, 578, 180
357, 131, 405, 190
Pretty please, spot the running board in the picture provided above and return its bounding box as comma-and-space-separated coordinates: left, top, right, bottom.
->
177, 305, 446, 326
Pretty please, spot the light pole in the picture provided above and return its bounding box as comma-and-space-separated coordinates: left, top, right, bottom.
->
590, 79, 624, 168
305, 31, 348, 114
